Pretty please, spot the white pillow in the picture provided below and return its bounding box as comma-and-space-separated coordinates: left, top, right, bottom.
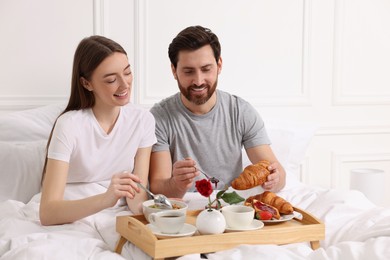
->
0, 140, 47, 203
0, 103, 65, 142
267, 120, 317, 190
242, 127, 294, 169
242, 119, 317, 191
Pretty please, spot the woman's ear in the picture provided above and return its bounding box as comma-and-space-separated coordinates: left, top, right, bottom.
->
80, 77, 92, 91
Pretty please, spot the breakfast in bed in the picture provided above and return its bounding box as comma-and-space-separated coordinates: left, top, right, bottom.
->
133, 160, 301, 236
114, 160, 324, 258
144, 160, 296, 225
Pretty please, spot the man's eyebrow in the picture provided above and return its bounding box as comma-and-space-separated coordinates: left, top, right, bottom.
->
201, 64, 212, 69
103, 64, 131, 78
182, 64, 213, 70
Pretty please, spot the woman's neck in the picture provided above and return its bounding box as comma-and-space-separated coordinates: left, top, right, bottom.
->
91, 105, 121, 134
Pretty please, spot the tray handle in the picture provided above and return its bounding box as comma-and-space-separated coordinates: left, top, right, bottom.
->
127, 216, 158, 242
293, 207, 322, 224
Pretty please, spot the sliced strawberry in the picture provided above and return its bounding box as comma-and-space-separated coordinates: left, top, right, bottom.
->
256, 211, 273, 220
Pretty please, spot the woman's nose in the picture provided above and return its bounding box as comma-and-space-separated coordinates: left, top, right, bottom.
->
118, 75, 132, 88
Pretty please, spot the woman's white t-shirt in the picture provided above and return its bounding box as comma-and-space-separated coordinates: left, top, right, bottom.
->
48, 104, 157, 183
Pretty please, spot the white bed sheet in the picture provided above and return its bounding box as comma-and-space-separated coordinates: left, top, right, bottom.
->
1, 183, 390, 260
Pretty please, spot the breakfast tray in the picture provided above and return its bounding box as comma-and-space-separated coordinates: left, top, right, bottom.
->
115, 207, 324, 260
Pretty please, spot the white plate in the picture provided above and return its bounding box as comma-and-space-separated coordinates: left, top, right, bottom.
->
261, 213, 295, 224
225, 219, 264, 232
146, 223, 197, 238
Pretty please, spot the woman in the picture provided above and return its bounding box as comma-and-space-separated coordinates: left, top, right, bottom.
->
40, 35, 156, 226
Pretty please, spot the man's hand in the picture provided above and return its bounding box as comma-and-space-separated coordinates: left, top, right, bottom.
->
171, 157, 200, 192
262, 162, 282, 192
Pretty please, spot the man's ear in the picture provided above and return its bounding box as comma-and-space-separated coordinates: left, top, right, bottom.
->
217, 57, 223, 74
171, 64, 178, 80
80, 77, 92, 91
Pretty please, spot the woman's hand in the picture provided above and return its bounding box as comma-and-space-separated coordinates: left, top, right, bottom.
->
104, 171, 141, 207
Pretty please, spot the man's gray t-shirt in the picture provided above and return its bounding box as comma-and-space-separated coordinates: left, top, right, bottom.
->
150, 90, 270, 191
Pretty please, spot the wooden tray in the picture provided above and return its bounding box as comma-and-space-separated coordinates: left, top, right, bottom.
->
115, 207, 324, 260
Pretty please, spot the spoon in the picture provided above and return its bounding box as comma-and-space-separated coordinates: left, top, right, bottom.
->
137, 182, 173, 209
197, 168, 220, 189
181, 158, 220, 188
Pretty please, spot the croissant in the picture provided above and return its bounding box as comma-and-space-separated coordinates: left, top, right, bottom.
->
231, 160, 270, 190
246, 191, 293, 214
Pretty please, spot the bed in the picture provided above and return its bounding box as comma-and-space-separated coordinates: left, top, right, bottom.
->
1, 104, 389, 260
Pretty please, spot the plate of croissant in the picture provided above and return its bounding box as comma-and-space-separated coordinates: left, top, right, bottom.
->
244, 191, 295, 224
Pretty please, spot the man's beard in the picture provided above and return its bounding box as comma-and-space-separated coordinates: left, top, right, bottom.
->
178, 78, 218, 105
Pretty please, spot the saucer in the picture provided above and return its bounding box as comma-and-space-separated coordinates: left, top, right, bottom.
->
146, 223, 197, 239
225, 219, 264, 232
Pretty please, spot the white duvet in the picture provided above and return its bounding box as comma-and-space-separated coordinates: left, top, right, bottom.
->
1, 182, 390, 260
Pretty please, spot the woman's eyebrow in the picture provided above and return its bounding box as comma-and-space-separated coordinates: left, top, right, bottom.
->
103, 72, 116, 78
103, 64, 131, 78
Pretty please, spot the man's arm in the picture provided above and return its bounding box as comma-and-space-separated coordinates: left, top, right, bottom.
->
246, 145, 286, 192
149, 151, 199, 198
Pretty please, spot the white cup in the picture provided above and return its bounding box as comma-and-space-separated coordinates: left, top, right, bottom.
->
148, 210, 186, 234
221, 205, 255, 229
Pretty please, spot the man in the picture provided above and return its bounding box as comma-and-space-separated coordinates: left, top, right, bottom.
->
149, 25, 285, 198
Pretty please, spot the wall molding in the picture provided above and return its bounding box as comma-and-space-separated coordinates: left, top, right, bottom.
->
316, 124, 390, 136
132, 0, 142, 105
0, 0, 109, 112
331, 152, 390, 188
93, 0, 110, 36
250, 0, 311, 107
136, 0, 313, 107
300, 156, 311, 184
300, 0, 312, 107
332, 0, 390, 106
133, 0, 149, 106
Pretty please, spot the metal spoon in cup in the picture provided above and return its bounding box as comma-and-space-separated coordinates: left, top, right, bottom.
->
136, 182, 173, 209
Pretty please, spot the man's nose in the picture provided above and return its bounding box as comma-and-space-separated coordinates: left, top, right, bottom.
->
192, 72, 205, 86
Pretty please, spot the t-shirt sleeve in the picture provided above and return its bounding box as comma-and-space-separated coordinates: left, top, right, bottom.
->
47, 115, 74, 162
150, 104, 170, 152
240, 99, 271, 149
139, 111, 157, 148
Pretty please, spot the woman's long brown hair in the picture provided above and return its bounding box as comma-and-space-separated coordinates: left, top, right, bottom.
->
41, 35, 127, 184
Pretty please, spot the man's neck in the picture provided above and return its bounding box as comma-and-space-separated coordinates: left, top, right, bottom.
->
180, 91, 217, 115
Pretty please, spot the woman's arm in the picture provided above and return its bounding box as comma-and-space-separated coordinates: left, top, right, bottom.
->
40, 158, 141, 226
127, 146, 152, 214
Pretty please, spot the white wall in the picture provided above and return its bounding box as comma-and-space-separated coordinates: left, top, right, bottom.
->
1, 0, 389, 206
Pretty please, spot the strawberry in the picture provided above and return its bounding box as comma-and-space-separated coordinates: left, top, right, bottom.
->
256, 211, 273, 220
